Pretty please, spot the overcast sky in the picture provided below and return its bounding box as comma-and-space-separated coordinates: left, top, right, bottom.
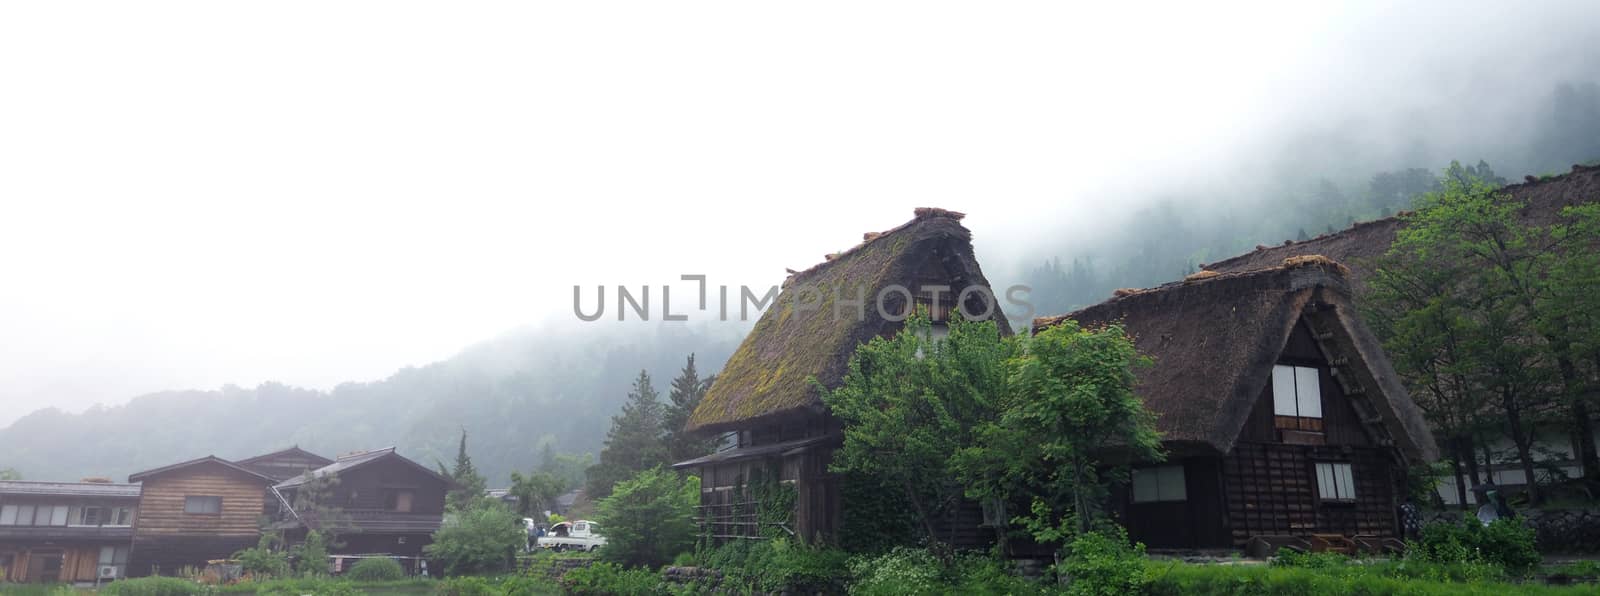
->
2, 2, 1597, 425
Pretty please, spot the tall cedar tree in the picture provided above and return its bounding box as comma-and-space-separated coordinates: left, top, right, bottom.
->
663, 354, 718, 464
448, 429, 488, 511
586, 370, 666, 499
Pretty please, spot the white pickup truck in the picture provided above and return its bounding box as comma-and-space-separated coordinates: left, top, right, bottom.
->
535, 520, 607, 552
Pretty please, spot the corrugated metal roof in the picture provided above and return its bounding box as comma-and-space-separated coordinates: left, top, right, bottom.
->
0, 480, 141, 498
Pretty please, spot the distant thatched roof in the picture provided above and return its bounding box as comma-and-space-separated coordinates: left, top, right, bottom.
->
686, 208, 1011, 434
1033, 257, 1437, 462
1204, 163, 1600, 284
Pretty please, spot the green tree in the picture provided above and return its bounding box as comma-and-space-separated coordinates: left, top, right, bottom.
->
821, 314, 1014, 554
592, 467, 699, 568
234, 533, 290, 578
293, 530, 329, 576
508, 470, 566, 518
425, 500, 523, 576
288, 471, 353, 547
447, 428, 488, 511
0, 468, 19, 480
586, 370, 666, 499
663, 354, 718, 465
1365, 162, 1600, 501
961, 320, 1161, 541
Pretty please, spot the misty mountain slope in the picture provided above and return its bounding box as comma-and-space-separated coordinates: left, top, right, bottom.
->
0, 323, 740, 486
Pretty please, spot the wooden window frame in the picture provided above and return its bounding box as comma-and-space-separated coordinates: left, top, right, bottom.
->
184, 495, 223, 515
1313, 461, 1357, 504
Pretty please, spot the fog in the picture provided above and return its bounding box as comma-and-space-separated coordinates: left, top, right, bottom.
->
3, 2, 1599, 426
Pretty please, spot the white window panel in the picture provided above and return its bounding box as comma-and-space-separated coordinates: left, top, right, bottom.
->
0, 505, 16, 525
16, 505, 35, 526
1272, 365, 1298, 416
1295, 367, 1323, 418
50, 505, 69, 526
1157, 466, 1188, 501
1316, 462, 1355, 500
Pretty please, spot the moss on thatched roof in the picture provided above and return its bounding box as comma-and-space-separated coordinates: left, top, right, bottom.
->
686, 208, 1009, 434
1033, 258, 1437, 462
1204, 163, 1600, 283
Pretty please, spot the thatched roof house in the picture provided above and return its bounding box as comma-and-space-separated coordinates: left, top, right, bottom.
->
1034, 256, 1435, 551
681, 207, 1010, 544
1203, 163, 1600, 283
687, 207, 1011, 435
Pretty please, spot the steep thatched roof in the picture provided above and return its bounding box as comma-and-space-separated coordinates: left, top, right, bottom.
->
1204, 163, 1600, 284
687, 208, 1011, 434
1033, 257, 1437, 462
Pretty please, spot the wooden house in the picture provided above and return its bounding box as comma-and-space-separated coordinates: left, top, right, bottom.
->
676, 208, 1010, 544
270, 447, 451, 565
126, 456, 279, 577
1032, 256, 1438, 552
1202, 163, 1600, 505
0, 480, 140, 584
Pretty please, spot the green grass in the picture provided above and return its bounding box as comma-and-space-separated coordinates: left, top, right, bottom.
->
1145, 561, 1600, 595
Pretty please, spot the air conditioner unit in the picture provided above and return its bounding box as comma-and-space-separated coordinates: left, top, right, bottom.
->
98, 565, 119, 579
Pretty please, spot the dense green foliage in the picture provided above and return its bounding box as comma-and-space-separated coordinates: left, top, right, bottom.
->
847, 547, 1039, 595
1143, 561, 1592, 596
233, 534, 291, 579
1059, 530, 1149, 596
1365, 163, 1600, 500
425, 501, 525, 576
1408, 517, 1542, 575
593, 467, 700, 567
99, 577, 209, 595
822, 314, 1016, 552
560, 561, 662, 595
698, 538, 853, 594
507, 470, 567, 518
344, 557, 406, 582
293, 531, 330, 577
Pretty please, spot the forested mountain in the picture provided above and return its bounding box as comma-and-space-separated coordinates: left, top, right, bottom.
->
1018, 81, 1600, 317
0, 323, 740, 486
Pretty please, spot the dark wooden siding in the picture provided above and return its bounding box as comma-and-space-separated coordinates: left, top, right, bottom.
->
1222, 443, 1397, 546
1117, 457, 1230, 549
1239, 321, 1374, 447
128, 461, 270, 577
323, 457, 448, 515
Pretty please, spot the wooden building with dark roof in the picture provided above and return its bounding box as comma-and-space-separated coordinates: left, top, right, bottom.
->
0, 480, 141, 583
677, 208, 1010, 544
270, 447, 451, 566
235, 447, 333, 483
126, 456, 280, 577
1033, 256, 1437, 553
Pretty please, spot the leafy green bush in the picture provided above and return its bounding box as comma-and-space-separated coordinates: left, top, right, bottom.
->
701, 538, 851, 593
435, 574, 556, 595
234, 534, 291, 579
293, 530, 330, 576
426, 500, 525, 576
343, 557, 405, 581
1059, 529, 1147, 596
1269, 548, 1350, 569
847, 547, 943, 595
1408, 517, 1540, 575
100, 577, 207, 596
593, 467, 700, 567
0, 584, 78, 596
1143, 561, 1588, 596
847, 547, 1040, 596
561, 561, 660, 595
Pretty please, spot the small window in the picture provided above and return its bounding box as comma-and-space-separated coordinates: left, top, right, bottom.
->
184, 496, 223, 514
385, 490, 414, 513
114, 507, 135, 526
1131, 465, 1187, 503
1315, 462, 1356, 501
980, 498, 1007, 528
1272, 365, 1323, 419
78, 506, 103, 526
0, 505, 17, 525
15, 505, 35, 526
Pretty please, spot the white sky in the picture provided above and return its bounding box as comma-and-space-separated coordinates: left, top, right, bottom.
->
2, 2, 1596, 425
